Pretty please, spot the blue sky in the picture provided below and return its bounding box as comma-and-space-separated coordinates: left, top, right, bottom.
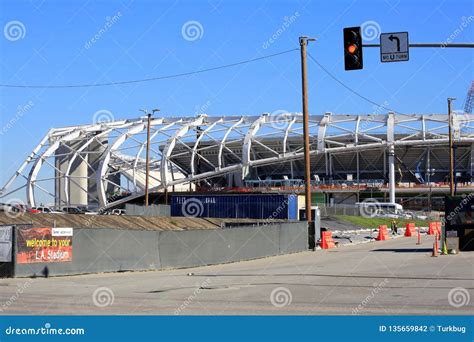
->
0, 0, 473, 185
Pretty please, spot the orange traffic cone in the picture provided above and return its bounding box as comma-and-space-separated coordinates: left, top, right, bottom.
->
320, 231, 336, 249
376, 225, 390, 241
405, 223, 416, 237
428, 222, 436, 235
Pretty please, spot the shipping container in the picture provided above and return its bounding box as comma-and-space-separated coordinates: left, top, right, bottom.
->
170, 193, 298, 220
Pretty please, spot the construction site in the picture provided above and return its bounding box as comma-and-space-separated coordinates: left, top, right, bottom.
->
0, 2, 472, 336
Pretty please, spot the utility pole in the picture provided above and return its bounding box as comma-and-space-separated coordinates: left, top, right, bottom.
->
299, 36, 316, 250
140, 108, 160, 206
448, 98, 456, 197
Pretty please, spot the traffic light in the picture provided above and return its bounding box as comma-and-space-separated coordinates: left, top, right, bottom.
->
343, 27, 363, 70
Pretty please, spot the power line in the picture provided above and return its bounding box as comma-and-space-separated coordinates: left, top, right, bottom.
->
3, 46, 406, 115
307, 52, 405, 115
0, 48, 298, 89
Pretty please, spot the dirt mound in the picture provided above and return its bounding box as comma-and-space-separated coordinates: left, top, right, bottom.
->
0, 212, 272, 231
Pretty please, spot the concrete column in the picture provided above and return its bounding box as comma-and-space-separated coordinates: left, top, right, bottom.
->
87, 137, 108, 208
55, 140, 88, 208
55, 146, 68, 208
69, 156, 88, 206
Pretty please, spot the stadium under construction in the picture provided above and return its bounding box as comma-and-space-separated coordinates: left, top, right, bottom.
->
1, 112, 474, 211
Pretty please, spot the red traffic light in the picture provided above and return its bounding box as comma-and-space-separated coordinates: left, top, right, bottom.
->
343, 27, 363, 71
347, 44, 358, 54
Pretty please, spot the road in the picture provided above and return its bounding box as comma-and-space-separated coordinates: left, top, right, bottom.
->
0, 236, 472, 315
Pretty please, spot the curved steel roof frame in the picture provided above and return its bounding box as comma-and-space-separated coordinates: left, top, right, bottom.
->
1, 113, 473, 209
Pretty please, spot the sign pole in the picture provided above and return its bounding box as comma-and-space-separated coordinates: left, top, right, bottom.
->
363, 43, 474, 48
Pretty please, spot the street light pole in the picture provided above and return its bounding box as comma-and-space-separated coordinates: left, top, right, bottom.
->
140, 108, 160, 207
145, 113, 152, 207
448, 98, 456, 197
300, 36, 316, 250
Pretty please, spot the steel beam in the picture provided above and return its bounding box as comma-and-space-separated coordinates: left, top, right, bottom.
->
242, 114, 267, 179
160, 116, 205, 189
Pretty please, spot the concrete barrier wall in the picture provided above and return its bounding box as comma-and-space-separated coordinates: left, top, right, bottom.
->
11, 222, 307, 277
158, 226, 281, 269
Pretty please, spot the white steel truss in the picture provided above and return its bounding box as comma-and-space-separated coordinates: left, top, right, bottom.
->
2, 113, 474, 209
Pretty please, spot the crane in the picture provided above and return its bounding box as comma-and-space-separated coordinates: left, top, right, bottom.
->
464, 81, 474, 114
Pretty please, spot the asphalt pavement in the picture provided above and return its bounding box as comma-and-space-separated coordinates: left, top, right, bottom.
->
0, 235, 472, 315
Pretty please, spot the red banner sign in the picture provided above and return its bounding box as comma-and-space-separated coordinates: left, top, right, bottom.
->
16, 227, 73, 264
